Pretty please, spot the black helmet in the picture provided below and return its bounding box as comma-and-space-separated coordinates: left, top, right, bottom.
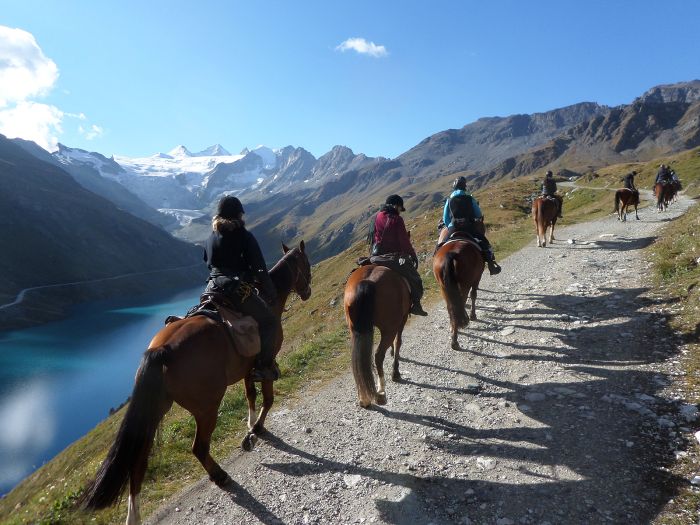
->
631, 170, 637, 175
217, 195, 244, 219
453, 176, 467, 191
546, 170, 553, 177
385, 194, 405, 211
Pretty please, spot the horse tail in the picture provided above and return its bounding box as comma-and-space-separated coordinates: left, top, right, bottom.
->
614, 191, 621, 212
349, 280, 377, 404
442, 251, 469, 329
81, 346, 170, 509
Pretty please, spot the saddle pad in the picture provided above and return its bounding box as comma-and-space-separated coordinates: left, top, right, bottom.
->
443, 237, 482, 252
166, 297, 261, 358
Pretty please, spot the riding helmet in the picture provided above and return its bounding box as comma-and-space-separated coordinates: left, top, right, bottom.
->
453, 176, 467, 191
217, 195, 245, 219
546, 170, 553, 177
385, 194, 406, 211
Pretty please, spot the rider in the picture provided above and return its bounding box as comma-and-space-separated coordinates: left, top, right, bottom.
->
655, 164, 671, 185
369, 194, 428, 316
623, 170, 638, 192
204, 195, 281, 382
541, 170, 563, 218
438, 176, 501, 275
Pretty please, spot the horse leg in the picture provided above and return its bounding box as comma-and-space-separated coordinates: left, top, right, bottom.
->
192, 408, 231, 487
374, 334, 392, 405
250, 379, 274, 435
240, 377, 260, 451
635, 204, 640, 220
244, 377, 257, 430
469, 286, 478, 321
548, 223, 555, 245
392, 320, 407, 383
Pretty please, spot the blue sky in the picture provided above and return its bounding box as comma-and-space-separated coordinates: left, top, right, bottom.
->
1, 0, 699, 158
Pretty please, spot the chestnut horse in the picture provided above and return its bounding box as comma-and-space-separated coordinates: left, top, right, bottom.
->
532, 196, 559, 247
614, 188, 640, 221
344, 264, 410, 408
81, 242, 311, 525
433, 238, 485, 350
655, 182, 674, 211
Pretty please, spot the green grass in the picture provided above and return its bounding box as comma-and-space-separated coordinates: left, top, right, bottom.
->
3, 147, 700, 525
646, 204, 700, 525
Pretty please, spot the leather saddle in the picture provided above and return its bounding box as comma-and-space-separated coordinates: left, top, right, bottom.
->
165, 292, 260, 357
443, 230, 483, 252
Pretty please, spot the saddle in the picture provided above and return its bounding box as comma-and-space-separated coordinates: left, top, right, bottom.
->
443, 231, 483, 251
352, 255, 412, 296
165, 292, 261, 357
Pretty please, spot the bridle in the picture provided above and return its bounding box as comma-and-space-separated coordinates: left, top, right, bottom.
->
280, 249, 311, 297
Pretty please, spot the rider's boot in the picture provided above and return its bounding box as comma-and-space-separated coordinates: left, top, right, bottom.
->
485, 249, 502, 276
410, 300, 429, 316
251, 358, 281, 382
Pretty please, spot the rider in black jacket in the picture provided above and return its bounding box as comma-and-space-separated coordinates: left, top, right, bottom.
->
204, 196, 280, 382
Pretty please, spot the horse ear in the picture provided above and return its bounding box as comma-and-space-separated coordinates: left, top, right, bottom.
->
299, 240, 305, 253
282, 243, 290, 253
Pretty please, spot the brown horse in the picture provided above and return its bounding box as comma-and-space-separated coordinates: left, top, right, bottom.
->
614, 188, 640, 221
81, 242, 311, 525
433, 238, 485, 350
344, 264, 410, 408
654, 182, 674, 211
532, 196, 559, 247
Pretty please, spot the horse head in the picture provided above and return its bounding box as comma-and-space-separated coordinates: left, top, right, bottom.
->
281, 240, 312, 300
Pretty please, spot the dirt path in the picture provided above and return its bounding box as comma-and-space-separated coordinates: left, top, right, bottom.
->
148, 196, 696, 525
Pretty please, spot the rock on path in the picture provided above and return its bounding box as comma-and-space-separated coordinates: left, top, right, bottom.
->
148, 196, 695, 525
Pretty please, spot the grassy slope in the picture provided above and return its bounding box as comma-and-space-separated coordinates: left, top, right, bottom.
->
2, 149, 699, 525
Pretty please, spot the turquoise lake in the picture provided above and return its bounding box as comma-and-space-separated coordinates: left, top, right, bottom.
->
0, 286, 202, 496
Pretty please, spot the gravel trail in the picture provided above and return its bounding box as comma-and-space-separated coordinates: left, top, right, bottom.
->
148, 194, 696, 525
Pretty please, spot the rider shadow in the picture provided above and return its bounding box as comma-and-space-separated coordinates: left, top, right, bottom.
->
590, 236, 656, 251
219, 478, 284, 525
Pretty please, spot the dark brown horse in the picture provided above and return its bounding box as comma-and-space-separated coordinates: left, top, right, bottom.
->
433, 239, 485, 350
532, 196, 559, 247
654, 182, 674, 211
614, 188, 640, 221
344, 264, 410, 408
81, 242, 311, 525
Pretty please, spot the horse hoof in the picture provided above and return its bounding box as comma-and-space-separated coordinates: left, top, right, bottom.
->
470, 313, 477, 321
211, 470, 232, 487
391, 372, 402, 383
358, 399, 372, 409
375, 392, 387, 405
252, 422, 266, 435
451, 342, 461, 351
241, 433, 258, 452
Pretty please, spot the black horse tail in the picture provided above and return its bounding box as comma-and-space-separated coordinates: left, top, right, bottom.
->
614, 191, 621, 213
349, 280, 377, 406
442, 251, 469, 329
81, 346, 171, 509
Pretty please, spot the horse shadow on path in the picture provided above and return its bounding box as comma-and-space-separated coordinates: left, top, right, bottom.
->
210, 285, 685, 524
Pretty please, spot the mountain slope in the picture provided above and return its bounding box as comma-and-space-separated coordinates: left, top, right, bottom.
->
0, 134, 205, 328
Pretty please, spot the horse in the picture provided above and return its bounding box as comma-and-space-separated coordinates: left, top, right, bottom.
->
654, 182, 674, 211
532, 196, 559, 247
614, 188, 640, 221
81, 242, 312, 525
433, 238, 485, 350
344, 264, 410, 408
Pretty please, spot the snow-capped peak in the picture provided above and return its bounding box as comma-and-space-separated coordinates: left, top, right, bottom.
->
195, 144, 230, 157
168, 145, 193, 157
250, 145, 277, 169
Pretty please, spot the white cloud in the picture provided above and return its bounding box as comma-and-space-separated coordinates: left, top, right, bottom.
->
0, 26, 103, 152
0, 26, 58, 108
84, 124, 104, 140
335, 37, 388, 58
0, 100, 63, 151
